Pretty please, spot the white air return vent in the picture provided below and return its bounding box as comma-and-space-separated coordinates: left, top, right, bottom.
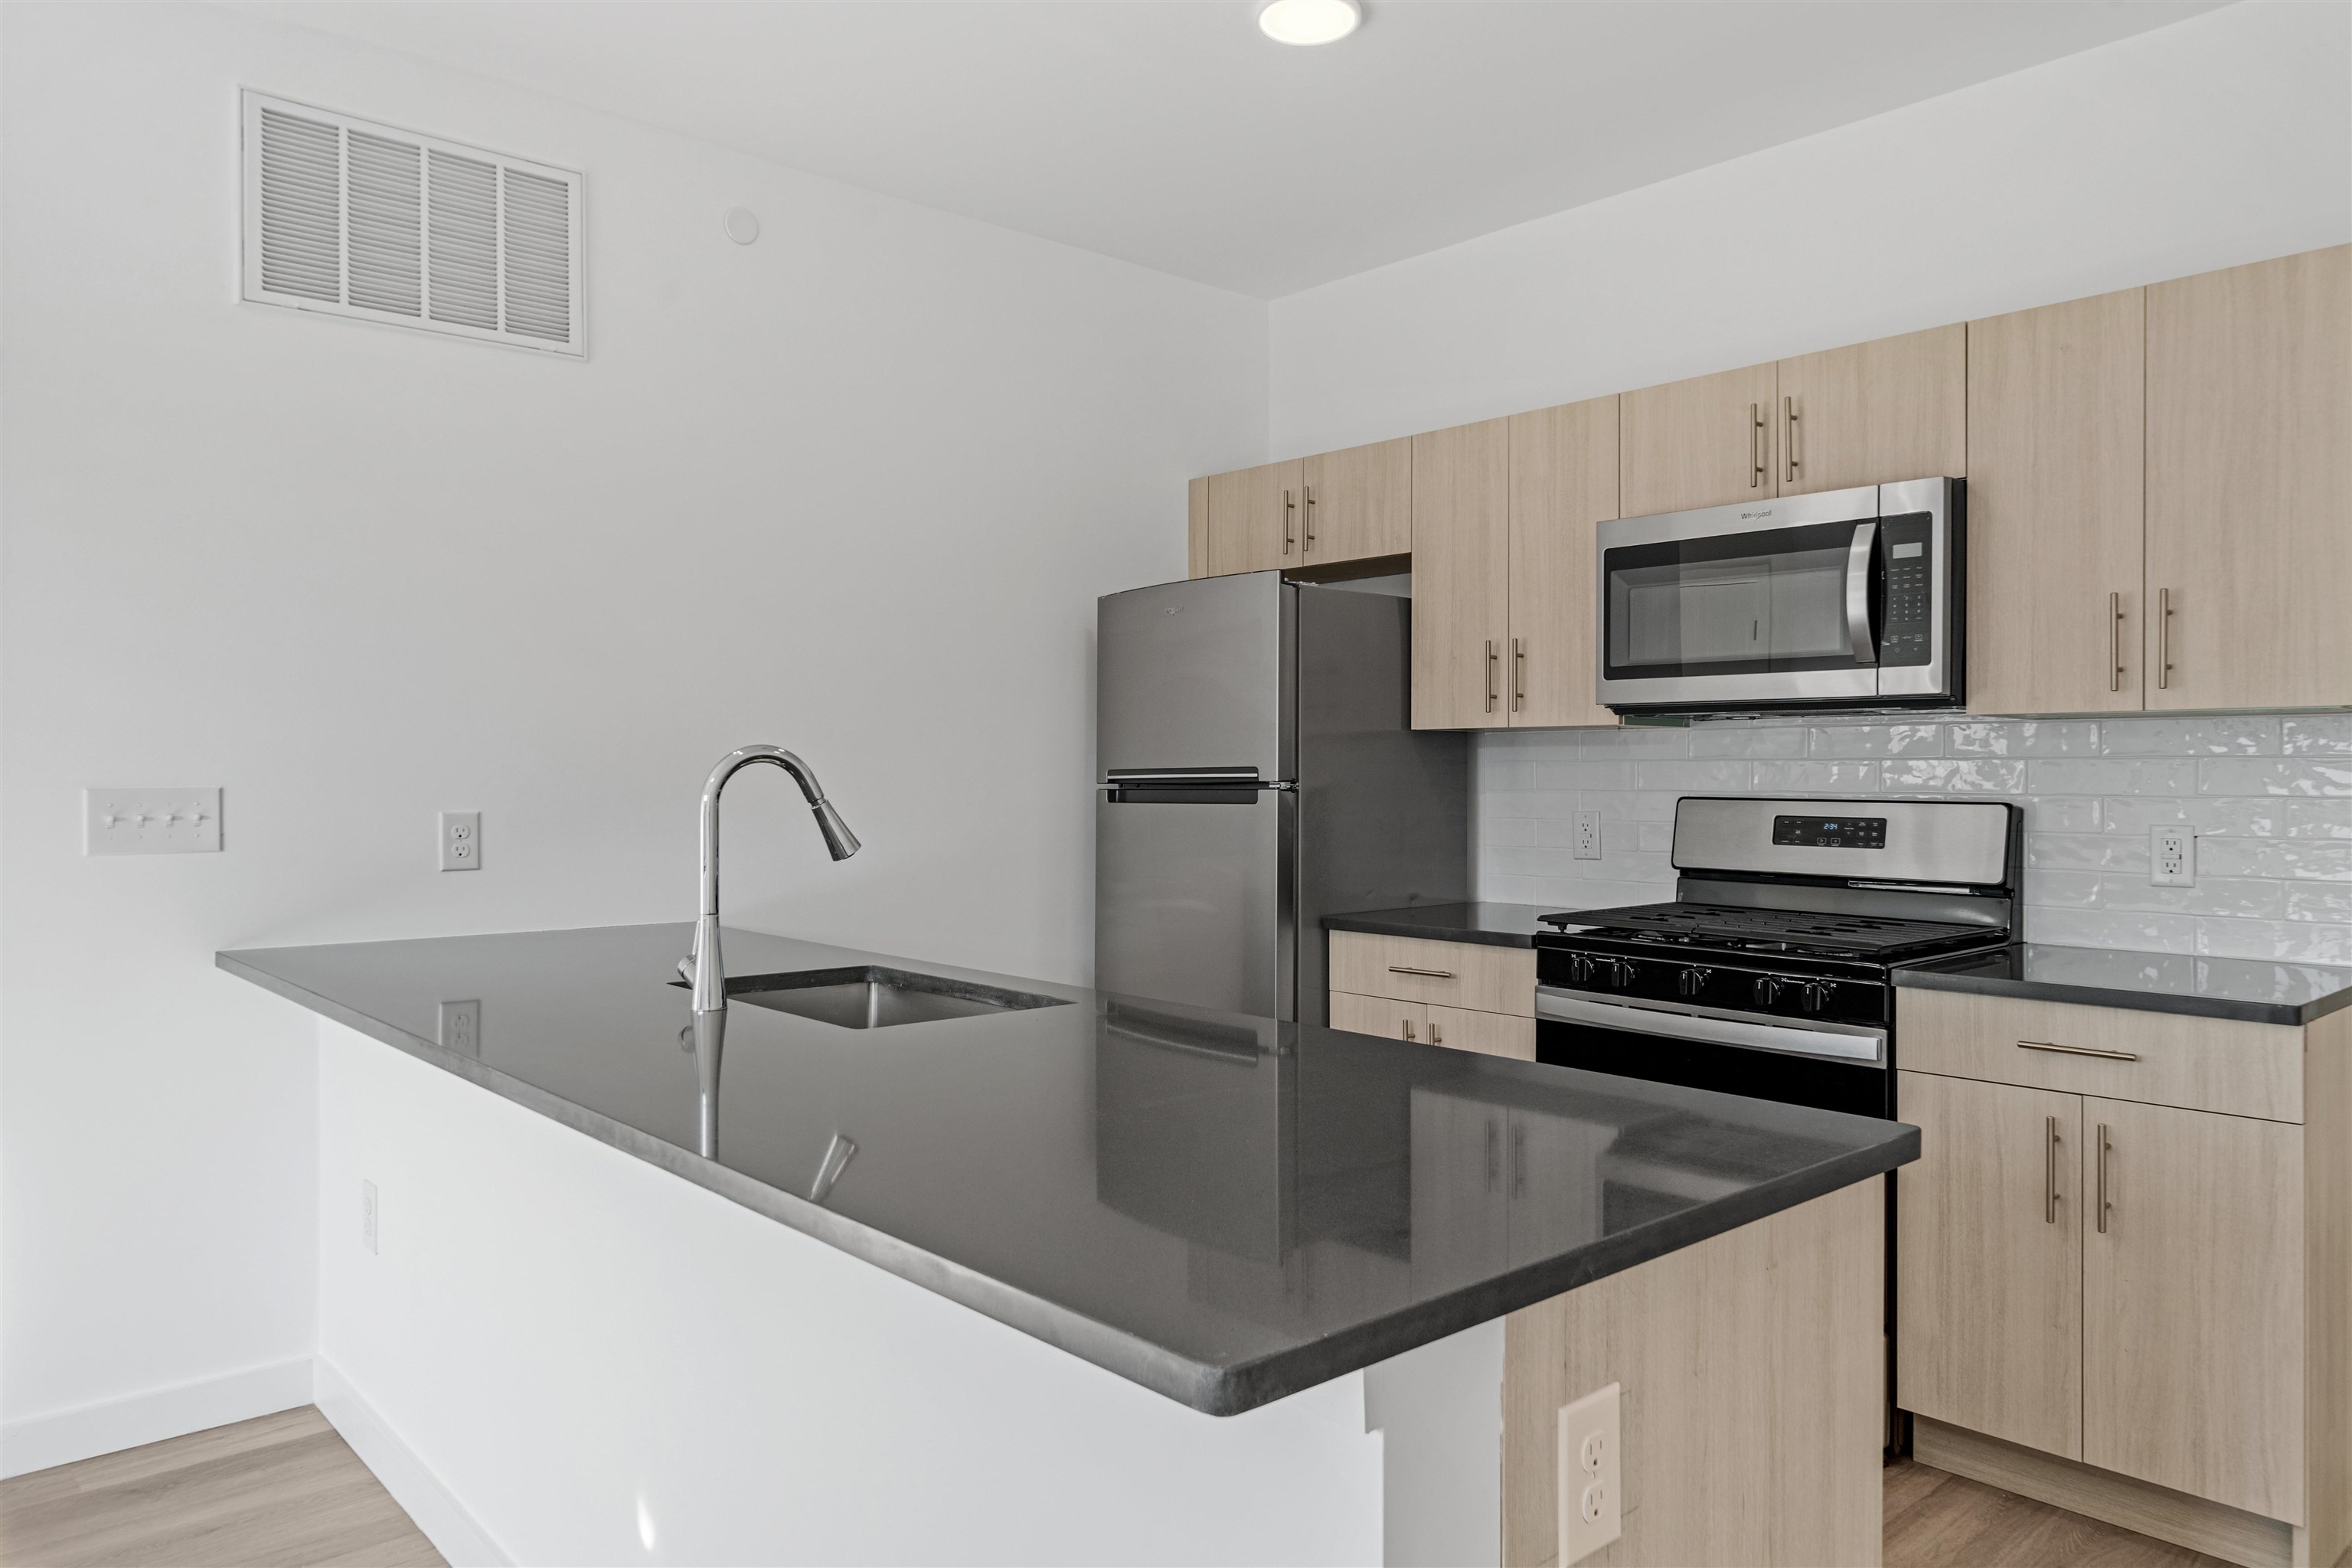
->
241, 91, 583, 355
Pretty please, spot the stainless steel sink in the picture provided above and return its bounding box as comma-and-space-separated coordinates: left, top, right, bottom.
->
719, 965, 1070, 1031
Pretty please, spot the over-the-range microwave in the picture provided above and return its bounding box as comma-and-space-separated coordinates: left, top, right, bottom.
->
1596, 476, 1963, 714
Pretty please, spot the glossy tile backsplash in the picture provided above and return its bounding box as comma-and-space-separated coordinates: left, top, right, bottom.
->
1475, 714, 2352, 963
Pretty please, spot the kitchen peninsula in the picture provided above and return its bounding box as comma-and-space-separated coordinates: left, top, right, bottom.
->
221, 922, 1913, 1566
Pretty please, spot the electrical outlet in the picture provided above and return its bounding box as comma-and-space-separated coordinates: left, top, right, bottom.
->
1573, 810, 1603, 861
1557, 1381, 1622, 1563
439, 999, 481, 1055
439, 810, 481, 871
2151, 826, 2195, 887
361, 1179, 379, 1254
85, 788, 221, 854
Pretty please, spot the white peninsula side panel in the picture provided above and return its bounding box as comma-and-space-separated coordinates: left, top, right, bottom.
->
313, 1021, 1501, 1567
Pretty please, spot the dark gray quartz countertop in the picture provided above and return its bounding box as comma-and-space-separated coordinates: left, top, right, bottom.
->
1322, 902, 1560, 949
220, 923, 1916, 1416
1896, 942, 2352, 1026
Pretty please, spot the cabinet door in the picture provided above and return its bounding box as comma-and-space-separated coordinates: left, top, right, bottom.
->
1776, 325, 1965, 496
1328, 990, 1428, 1045
1506, 1107, 1617, 1263
1410, 419, 1511, 730
1507, 397, 1618, 728
2146, 244, 2352, 710
2082, 1097, 2305, 1521
1302, 437, 1411, 567
1894, 1071, 2084, 1460
1965, 289, 2146, 714
1410, 1089, 1508, 1296
1619, 361, 1777, 517
1426, 1004, 1535, 1061
1204, 459, 1302, 577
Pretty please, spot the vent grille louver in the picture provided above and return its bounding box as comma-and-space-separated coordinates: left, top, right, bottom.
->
241, 90, 583, 355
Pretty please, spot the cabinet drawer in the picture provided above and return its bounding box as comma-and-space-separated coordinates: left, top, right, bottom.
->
1330, 991, 1427, 1044
1329, 931, 1536, 1016
1899, 988, 2301, 1123
1429, 1005, 1537, 1061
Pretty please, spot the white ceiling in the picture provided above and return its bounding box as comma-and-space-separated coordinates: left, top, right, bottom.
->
247, 0, 2220, 299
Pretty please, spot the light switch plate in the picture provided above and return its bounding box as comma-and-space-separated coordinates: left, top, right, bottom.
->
440, 811, 481, 871
85, 788, 221, 854
1558, 1381, 1622, 1564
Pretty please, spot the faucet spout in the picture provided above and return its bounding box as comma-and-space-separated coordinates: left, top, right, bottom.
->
681, 746, 861, 1157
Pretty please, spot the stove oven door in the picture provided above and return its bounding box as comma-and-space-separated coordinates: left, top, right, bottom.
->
1534, 985, 1890, 1119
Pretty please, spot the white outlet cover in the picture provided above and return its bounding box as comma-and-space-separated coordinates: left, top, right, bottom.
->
440, 810, 482, 871
1573, 809, 1604, 861
439, 999, 482, 1055
2150, 825, 2195, 887
85, 788, 221, 854
1558, 1380, 1622, 1563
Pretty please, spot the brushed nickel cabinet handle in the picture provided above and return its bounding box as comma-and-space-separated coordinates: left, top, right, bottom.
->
1749, 402, 1765, 488
1511, 637, 1526, 711
1388, 964, 1456, 978
1783, 394, 1800, 483
1282, 489, 1296, 555
1485, 1117, 1501, 1191
1485, 639, 1499, 712
2017, 1037, 2140, 1063
1400, 1018, 1415, 1042
2109, 591, 2125, 693
1430, 1020, 1445, 1046
2096, 1122, 2112, 1234
1303, 484, 1317, 551
1511, 1120, 1527, 1199
2045, 1114, 2061, 1224
2158, 586, 2174, 689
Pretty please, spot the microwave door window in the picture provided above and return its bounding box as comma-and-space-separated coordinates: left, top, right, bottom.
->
1606, 522, 1870, 679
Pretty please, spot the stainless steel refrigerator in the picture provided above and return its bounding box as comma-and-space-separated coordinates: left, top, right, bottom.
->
1094, 571, 1469, 1024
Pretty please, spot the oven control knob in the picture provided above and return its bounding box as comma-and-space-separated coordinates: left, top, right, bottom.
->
1800, 980, 1834, 1013
1753, 975, 1787, 1005
1604, 958, 1635, 988
1677, 967, 1712, 998
1569, 953, 1595, 985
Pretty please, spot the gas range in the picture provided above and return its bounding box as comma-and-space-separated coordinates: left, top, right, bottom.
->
1530, 797, 2022, 1116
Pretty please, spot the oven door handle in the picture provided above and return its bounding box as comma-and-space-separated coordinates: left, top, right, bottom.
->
1845, 520, 1878, 665
1535, 986, 1886, 1066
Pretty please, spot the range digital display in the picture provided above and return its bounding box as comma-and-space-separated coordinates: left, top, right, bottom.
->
1772, 815, 1887, 849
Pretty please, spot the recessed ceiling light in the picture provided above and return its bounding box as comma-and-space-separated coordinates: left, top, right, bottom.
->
1259, 0, 1361, 46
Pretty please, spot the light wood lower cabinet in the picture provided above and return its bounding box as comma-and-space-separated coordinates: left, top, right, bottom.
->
1426, 1004, 1534, 1060
1328, 988, 1425, 1044
2080, 1097, 2305, 1522
1328, 930, 1536, 1018
1895, 1070, 2083, 1460
1895, 995, 2351, 1566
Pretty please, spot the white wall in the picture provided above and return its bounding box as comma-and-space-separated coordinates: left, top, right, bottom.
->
1269, 2, 2352, 454
1, 2, 1265, 1447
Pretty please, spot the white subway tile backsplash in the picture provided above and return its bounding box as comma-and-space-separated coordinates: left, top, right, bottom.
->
2197, 758, 2352, 796
2099, 716, 2279, 756
2283, 717, 2352, 756
1474, 711, 2352, 965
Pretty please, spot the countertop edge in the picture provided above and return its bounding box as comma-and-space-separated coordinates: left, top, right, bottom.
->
1891, 962, 2350, 1027
1319, 911, 1540, 949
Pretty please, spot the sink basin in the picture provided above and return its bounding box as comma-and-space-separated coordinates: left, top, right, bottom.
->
719, 965, 1070, 1031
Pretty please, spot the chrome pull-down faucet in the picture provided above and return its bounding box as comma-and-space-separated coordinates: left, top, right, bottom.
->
681, 745, 859, 1157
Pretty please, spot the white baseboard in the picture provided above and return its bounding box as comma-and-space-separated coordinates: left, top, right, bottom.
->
1, 1357, 314, 1479
313, 1355, 511, 1568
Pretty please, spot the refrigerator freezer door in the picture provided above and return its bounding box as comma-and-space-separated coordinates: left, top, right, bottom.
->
1097, 574, 1292, 782
1095, 788, 1295, 1019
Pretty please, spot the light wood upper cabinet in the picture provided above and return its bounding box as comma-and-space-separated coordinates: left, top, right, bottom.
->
1300, 437, 1411, 567
1776, 325, 1965, 496
1895, 1070, 2085, 1461
1965, 288, 2147, 715
1411, 418, 1511, 730
2080, 1096, 2306, 1522
1619, 361, 1776, 517
1203, 459, 1301, 577
2145, 244, 2352, 711
1507, 397, 1618, 728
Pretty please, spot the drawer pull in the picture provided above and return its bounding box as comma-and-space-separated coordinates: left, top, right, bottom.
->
1387, 965, 1456, 979
2096, 1122, 2114, 1234
2017, 1038, 2139, 1063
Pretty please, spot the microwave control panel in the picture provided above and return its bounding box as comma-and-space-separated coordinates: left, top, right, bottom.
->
1878, 512, 1936, 667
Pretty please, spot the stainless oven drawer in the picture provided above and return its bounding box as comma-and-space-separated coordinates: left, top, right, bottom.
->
1536, 985, 1886, 1067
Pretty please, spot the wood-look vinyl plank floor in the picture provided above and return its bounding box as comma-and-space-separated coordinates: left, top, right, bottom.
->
0, 1407, 443, 1568
1885, 1457, 2235, 1568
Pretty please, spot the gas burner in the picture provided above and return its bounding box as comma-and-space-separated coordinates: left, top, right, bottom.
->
1538, 901, 1992, 960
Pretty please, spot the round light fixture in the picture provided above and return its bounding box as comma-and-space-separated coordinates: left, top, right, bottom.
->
1258, 0, 1361, 46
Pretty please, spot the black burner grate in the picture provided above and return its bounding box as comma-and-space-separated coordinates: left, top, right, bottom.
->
1540, 901, 1990, 957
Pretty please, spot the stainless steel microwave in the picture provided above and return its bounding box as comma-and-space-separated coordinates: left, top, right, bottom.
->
1595, 477, 1963, 714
